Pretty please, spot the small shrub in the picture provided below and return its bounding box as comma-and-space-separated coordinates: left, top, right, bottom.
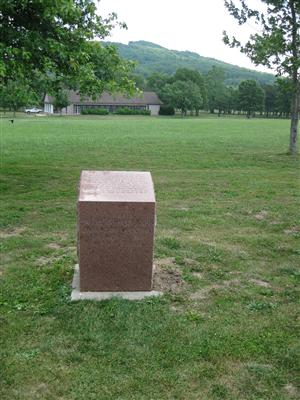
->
159, 105, 175, 115
81, 108, 109, 115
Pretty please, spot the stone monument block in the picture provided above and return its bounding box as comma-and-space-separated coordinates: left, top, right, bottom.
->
77, 171, 156, 291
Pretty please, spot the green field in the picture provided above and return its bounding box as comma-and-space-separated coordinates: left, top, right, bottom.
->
1, 116, 299, 399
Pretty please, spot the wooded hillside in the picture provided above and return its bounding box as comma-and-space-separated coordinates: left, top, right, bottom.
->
105, 40, 275, 86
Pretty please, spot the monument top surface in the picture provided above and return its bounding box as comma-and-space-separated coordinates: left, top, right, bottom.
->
78, 170, 155, 203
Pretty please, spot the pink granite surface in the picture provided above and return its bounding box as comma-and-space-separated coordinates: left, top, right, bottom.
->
77, 171, 156, 291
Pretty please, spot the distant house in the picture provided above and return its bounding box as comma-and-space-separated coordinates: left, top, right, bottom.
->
44, 91, 162, 116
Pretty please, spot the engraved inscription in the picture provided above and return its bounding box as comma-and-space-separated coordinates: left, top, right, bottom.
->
82, 217, 154, 228
79, 171, 155, 203
84, 177, 148, 195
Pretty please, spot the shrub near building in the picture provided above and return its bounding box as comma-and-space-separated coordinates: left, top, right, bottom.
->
81, 108, 109, 115
115, 107, 151, 115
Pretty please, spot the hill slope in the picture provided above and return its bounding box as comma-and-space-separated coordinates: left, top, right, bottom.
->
106, 40, 275, 86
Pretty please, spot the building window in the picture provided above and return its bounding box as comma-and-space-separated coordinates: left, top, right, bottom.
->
74, 104, 148, 114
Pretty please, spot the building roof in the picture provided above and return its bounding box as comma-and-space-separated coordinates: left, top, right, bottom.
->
45, 91, 162, 106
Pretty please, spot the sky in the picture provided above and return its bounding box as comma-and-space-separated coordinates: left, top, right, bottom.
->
98, 0, 272, 74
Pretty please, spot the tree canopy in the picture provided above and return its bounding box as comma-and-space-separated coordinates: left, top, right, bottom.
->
0, 0, 136, 98
173, 68, 207, 109
53, 90, 70, 114
146, 66, 290, 117
206, 66, 227, 114
160, 80, 203, 115
0, 79, 37, 115
238, 79, 265, 116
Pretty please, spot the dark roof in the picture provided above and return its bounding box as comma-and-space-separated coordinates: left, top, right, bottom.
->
45, 91, 162, 106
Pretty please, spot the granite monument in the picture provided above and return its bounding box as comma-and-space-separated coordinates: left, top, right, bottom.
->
77, 171, 156, 292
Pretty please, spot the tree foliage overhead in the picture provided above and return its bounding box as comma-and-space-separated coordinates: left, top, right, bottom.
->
223, 0, 300, 153
0, 0, 136, 97
223, 0, 300, 77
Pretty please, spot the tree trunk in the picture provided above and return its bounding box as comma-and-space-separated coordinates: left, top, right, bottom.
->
289, 86, 299, 154
288, 0, 299, 155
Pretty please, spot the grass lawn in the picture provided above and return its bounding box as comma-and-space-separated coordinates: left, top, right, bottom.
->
1, 115, 299, 399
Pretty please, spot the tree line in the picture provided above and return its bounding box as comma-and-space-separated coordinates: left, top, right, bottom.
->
141, 67, 293, 118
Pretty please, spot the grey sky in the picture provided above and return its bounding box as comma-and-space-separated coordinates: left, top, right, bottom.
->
98, 0, 272, 73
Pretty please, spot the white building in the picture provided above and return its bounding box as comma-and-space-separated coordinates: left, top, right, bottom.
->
44, 91, 162, 116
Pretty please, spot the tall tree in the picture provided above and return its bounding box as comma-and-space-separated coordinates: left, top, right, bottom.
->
0, 0, 136, 98
238, 79, 265, 117
227, 86, 239, 114
223, 0, 300, 154
53, 90, 70, 115
263, 84, 278, 117
0, 79, 38, 116
173, 68, 208, 109
206, 66, 227, 114
276, 77, 293, 117
146, 72, 171, 92
160, 80, 202, 116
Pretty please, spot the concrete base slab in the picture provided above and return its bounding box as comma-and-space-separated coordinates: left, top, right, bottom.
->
71, 264, 162, 301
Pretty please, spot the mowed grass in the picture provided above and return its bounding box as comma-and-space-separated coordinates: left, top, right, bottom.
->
0, 115, 299, 400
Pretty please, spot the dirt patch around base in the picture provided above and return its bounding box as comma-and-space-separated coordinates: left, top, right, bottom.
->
254, 210, 268, 220
192, 272, 203, 279
0, 227, 26, 239
190, 279, 241, 300
284, 226, 299, 235
270, 220, 280, 225
284, 383, 298, 397
249, 278, 271, 288
154, 257, 175, 268
67, 246, 77, 252
183, 258, 198, 267
152, 265, 185, 293
55, 231, 69, 241
36, 256, 61, 267
46, 243, 61, 250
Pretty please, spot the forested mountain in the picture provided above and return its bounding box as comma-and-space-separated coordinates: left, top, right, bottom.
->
105, 41, 275, 86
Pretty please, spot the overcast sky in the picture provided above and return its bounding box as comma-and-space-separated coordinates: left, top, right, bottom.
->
98, 0, 272, 74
